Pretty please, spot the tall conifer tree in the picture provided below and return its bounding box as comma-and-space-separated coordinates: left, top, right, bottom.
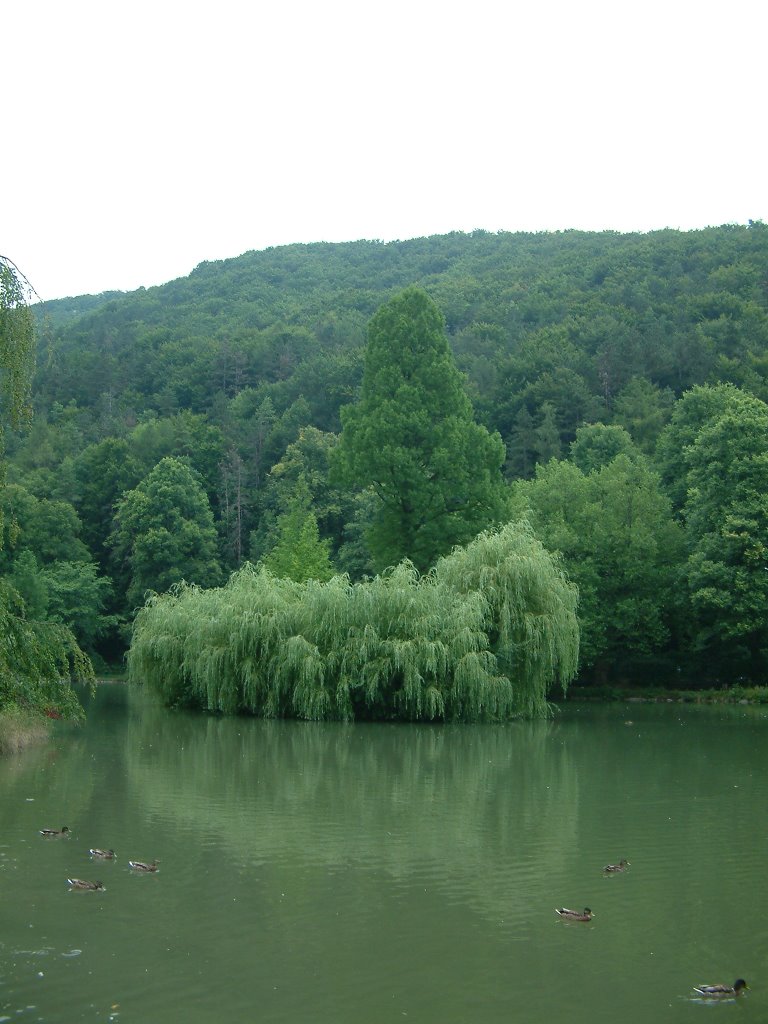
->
333, 287, 507, 571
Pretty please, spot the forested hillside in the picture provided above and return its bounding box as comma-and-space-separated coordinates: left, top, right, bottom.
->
6, 224, 768, 697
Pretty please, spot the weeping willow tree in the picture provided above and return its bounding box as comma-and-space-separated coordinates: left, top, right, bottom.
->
128, 520, 579, 721
1, 257, 93, 725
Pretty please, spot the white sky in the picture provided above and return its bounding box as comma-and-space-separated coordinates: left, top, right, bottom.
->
4, 0, 766, 301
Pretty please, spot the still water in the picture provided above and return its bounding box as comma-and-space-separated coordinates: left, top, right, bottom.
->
1, 685, 766, 1024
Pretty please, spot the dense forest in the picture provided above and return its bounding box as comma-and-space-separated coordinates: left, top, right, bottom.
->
4, 224, 768, 718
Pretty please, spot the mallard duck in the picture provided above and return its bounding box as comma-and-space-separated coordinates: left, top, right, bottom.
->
40, 826, 70, 837
555, 907, 594, 921
89, 848, 116, 859
603, 859, 630, 872
128, 859, 159, 872
67, 878, 105, 891
693, 980, 748, 998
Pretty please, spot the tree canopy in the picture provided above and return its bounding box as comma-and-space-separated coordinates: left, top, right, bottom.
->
1, 257, 92, 719
8, 226, 768, 695
128, 521, 578, 721
333, 287, 507, 571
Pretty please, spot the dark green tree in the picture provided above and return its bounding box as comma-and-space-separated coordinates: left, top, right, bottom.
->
533, 402, 562, 465
1, 257, 91, 720
110, 457, 223, 608
681, 393, 768, 680
73, 438, 143, 571
505, 406, 537, 480
654, 383, 743, 514
569, 423, 640, 474
511, 453, 683, 681
333, 287, 507, 571
611, 377, 674, 453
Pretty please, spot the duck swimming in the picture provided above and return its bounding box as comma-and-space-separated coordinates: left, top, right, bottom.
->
67, 878, 105, 891
89, 848, 116, 859
603, 859, 630, 873
128, 859, 159, 872
40, 826, 70, 837
693, 980, 748, 998
555, 907, 594, 922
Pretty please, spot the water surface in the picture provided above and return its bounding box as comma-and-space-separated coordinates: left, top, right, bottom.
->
1, 687, 766, 1023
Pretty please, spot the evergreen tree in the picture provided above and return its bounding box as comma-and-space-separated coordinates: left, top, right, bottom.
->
505, 405, 537, 479
262, 477, 335, 583
533, 402, 562, 465
333, 287, 507, 572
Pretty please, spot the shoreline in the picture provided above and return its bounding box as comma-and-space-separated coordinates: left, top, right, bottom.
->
559, 684, 768, 705
0, 709, 51, 755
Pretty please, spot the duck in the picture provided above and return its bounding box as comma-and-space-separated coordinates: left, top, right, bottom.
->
67, 878, 105, 891
128, 859, 159, 872
89, 848, 116, 859
693, 980, 748, 998
555, 907, 594, 921
40, 826, 70, 837
603, 859, 630, 873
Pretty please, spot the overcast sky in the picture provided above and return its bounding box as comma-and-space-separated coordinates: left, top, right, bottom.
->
5, 0, 766, 301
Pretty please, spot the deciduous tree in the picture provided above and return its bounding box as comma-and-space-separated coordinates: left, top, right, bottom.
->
111, 456, 223, 608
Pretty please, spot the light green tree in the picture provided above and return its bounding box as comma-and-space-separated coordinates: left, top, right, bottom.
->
262, 476, 335, 583
333, 287, 507, 572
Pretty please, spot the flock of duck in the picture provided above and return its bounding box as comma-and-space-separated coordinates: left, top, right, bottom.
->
39, 825, 159, 891
554, 858, 748, 1001
40, 831, 748, 1001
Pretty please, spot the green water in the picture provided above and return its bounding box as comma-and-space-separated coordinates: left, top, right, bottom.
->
1, 686, 766, 1023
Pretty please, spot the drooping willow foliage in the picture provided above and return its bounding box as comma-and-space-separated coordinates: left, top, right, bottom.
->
128, 521, 579, 721
1, 258, 93, 722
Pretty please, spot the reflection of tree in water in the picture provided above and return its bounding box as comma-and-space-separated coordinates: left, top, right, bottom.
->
124, 689, 579, 922
0, 728, 96, 841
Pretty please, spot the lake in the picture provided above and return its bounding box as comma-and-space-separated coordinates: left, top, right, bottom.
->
1, 685, 765, 1023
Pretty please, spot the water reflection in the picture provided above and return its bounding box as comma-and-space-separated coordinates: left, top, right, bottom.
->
123, 695, 579, 926
1, 687, 767, 1024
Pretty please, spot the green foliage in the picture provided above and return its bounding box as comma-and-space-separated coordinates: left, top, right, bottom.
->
128, 522, 578, 722
611, 378, 674, 453
533, 402, 562, 464
0, 576, 92, 720
1, 258, 93, 720
6, 226, 768, 692
261, 477, 335, 583
655, 383, 746, 513
72, 438, 143, 569
0, 483, 90, 565
0, 259, 35, 434
512, 453, 682, 681
678, 390, 768, 678
569, 423, 640, 474
333, 287, 507, 571
110, 456, 223, 608
40, 560, 116, 652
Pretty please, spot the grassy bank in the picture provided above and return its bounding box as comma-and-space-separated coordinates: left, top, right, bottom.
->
0, 707, 51, 755
560, 684, 768, 705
